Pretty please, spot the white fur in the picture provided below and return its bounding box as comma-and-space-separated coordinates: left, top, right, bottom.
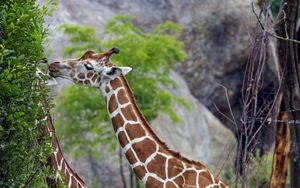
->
120, 66, 132, 75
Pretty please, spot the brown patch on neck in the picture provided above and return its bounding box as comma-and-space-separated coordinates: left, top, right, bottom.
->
125, 149, 138, 164
110, 78, 122, 90
133, 165, 147, 179
173, 176, 184, 187
108, 94, 118, 113
117, 131, 129, 147
146, 176, 164, 187
111, 113, 124, 132
125, 123, 146, 140
132, 138, 156, 163
121, 105, 137, 121
182, 170, 197, 185
166, 182, 178, 188
198, 173, 215, 187
147, 154, 167, 179
117, 89, 129, 104
167, 157, 184, 178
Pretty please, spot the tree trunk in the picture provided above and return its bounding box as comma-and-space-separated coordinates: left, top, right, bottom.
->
119, 147, 127, 188
129, 166, 133, 188
275, 0, 300, 187
270, 100, 291, 188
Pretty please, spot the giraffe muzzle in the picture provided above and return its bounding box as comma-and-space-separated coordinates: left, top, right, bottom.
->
48, 62, 64, 78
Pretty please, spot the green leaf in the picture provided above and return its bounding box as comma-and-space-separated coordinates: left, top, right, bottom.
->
0, 0, 52, 187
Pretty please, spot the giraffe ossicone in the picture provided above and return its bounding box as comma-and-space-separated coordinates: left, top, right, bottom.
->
48, 48, 227, 188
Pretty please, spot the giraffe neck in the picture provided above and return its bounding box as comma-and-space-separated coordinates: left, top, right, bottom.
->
46, 115, 86, 188
102, 76, 227, 188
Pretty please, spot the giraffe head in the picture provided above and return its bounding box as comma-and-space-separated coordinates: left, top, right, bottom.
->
48, 48, 132, 87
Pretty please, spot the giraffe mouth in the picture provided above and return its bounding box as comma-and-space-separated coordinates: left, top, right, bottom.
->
48, 62, 61, 78
48, 69, 60, 78
46, 75, 58, 86
41, 63, 59, 86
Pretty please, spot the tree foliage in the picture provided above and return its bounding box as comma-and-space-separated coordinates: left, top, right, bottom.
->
227, 152, 273, 187
58, 24, 102, 57
55, 16, 187, 160
0, 0, 53, 187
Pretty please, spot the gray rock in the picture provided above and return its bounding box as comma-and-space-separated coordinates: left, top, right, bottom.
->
44, 0, 262, 132
175, 0, 256, 132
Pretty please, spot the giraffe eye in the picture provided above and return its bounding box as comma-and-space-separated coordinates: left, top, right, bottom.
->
84, 64, 93, 70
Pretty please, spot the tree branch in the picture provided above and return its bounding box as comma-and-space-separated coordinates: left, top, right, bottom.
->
252, 1, 300, 44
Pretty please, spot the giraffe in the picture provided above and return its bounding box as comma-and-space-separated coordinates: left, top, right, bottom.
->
44, 114, 87, 188
47, 48, 227, 188
40, 109, 87, 188
36, 70, 86, 188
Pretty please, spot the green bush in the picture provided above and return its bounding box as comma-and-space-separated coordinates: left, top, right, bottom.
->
225, 152, 273, 187
0, 0, 53, 187
55, 16, 188, 161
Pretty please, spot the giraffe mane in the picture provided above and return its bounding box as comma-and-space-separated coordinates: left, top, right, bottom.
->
118, 75, 207, 169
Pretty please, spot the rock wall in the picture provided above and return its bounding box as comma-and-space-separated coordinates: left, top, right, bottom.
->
45, 0, 262, 132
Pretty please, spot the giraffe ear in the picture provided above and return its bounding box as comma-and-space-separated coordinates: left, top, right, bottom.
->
120, 67, 132, 75
103, 66, 132, 80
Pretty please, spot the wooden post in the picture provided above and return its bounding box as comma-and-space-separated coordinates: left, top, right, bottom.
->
274, 0, 300, 187
270, 101, 291, 188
